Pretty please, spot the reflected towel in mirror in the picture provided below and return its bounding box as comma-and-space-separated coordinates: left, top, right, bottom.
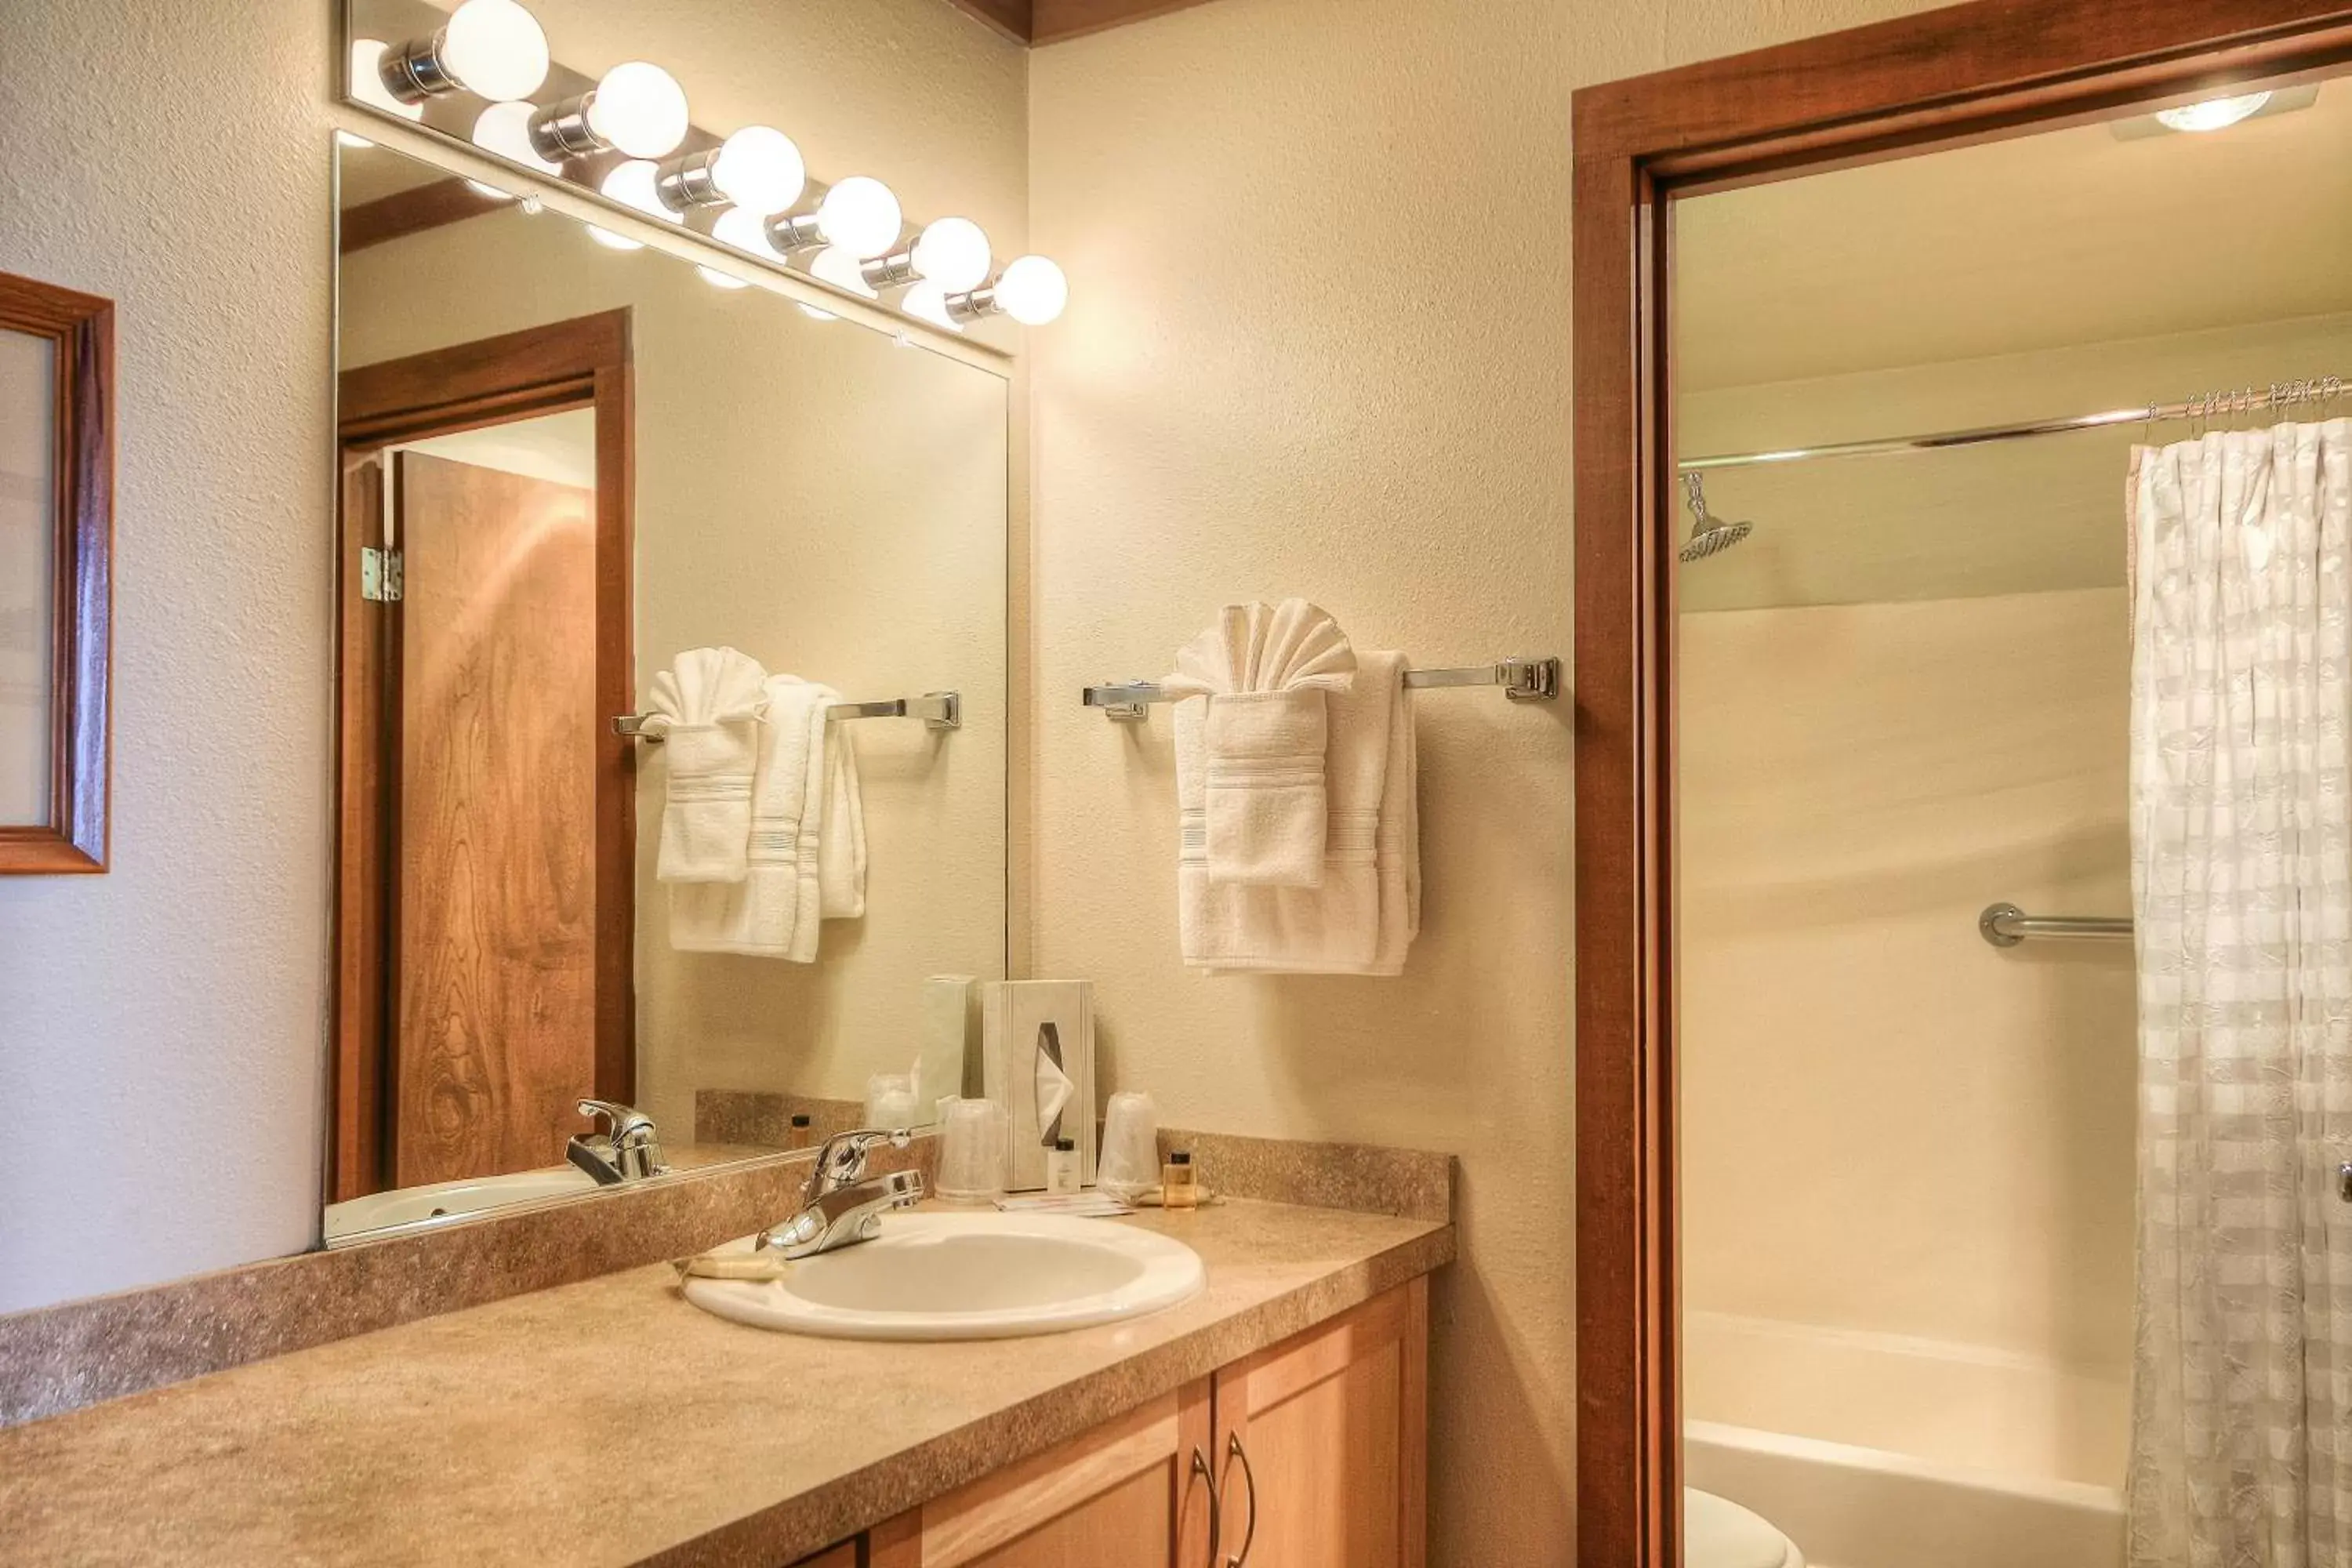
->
642, 647, 771, 883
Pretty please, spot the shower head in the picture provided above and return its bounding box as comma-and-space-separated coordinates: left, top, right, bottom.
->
1676, 472, 1751, 564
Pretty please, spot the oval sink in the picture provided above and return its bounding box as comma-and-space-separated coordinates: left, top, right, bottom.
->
681, 1211, 1206, 1341
324, 1165, 603, 1242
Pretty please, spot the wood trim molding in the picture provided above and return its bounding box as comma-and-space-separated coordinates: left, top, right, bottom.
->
0, 270, 112, 876
339, 176, 510, 255
941, 0, 1225, 45
332, 308, 637, 1201
916, 1391, 1188, 1566
1569, 4, 2352, 1565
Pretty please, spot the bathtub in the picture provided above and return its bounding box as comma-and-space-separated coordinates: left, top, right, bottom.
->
1683, 1311, 2126, 1568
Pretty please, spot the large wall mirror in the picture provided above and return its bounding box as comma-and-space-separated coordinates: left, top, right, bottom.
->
329, 135, 1008, 1241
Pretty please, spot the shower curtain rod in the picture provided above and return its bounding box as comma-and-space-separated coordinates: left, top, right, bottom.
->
1678, 375, 2347, 474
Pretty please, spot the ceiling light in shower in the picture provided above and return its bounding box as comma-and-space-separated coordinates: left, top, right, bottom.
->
378, 0, 550, 104
2156, 91, 2273, 132
348, 41, 424, 122
532, 61, 690, 162
943, 255, 1071, 328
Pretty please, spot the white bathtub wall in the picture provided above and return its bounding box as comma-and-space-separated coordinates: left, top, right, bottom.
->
1676, 586, 2138, 1476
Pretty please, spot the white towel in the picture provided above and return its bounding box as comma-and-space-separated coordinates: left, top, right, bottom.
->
642, 648, 770, 883
1175, 649, 1419, 975
1162, 601, 1356, 887
668, 676, 865, 960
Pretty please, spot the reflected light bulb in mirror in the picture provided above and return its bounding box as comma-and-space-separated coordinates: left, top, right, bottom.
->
993, 256, 1070, 326
471, 100, 561, 175
586, 225, 643, 251
601, 159, 681, 225
439, 0, 549, 101
696, 264, 752, 291
816, 176, 903, 259
586, 61, 689, 158
910, 217, 992, 292
350, 40, 424, 121
901, 281, 963, 333
711, 126, 806, 215
2155, 92, 2272, 132
809, 244, 878, 300
713, 205, 785, 261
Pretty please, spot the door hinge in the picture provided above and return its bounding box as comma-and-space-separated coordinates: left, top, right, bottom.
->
361, 546, 403, 603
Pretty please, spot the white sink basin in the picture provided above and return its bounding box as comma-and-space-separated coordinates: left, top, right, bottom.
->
324, 1165, 602, 1242
681, 1211, 1206, 1340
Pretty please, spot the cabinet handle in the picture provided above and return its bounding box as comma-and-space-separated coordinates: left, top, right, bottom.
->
1221, 1433, 1258, 1567
1189, 1446, 1223, 1567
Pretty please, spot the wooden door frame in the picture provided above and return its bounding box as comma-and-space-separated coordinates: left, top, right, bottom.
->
1570, 3, 2352, 1561
331, 308, 635, 1203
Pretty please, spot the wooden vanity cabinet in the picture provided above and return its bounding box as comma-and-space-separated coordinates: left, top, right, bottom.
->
862, 1278, 1428, 1568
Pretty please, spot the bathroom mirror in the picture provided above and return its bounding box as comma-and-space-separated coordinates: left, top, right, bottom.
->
329, 136, 1007, 1241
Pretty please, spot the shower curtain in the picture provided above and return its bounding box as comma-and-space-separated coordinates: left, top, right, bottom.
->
2129, 418, 2352, 1568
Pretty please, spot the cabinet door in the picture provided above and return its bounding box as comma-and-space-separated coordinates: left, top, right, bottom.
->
1211, 1277, 1428, 1568
790, 1547, 857, 1568
873, 1381, 1217, 1568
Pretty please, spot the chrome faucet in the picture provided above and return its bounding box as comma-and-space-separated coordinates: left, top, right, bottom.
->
567, 1099, 666, 1185
757, 1127, 925, 1258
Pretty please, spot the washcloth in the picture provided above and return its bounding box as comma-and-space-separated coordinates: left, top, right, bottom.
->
669, 676, 865, 960
1175, 650, 1420, 975
1162, 601, 1356, 887
641, 648, 770, 883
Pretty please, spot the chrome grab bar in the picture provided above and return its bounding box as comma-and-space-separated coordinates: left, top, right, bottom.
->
1978, 902, 2132, 948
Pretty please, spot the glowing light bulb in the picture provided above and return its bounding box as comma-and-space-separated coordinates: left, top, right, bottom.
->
993, 255, 1069, 326
798, 303, 840, 322
697, 264, 751, 291
902, 281, 963, 333
586, 61, 688, 158
350, 40, 424, 121
713, 206, 784, 261
601, 159, 681, 225
910, 217, 992, 292
711, 126, 806, 214
809, 244, 878, 299
439, 0, 549, 100
816, 176, 902, 258
471, 100, 560, 174
586, 226, 642, 252
2156, 92, 2272, 132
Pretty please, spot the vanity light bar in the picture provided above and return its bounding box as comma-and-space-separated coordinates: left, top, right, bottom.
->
1081, 657, 1564, 722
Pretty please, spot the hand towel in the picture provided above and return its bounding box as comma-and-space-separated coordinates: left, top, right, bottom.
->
817, 723, 867, 920
641, 648, 769, 883
1162, 601, 1356, 887
669, 676, 858, 960
1175, 650, 1420, 975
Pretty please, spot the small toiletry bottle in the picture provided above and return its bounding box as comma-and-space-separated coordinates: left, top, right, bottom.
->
1163, 1150, 1199, 1210
788, 1113, 812, 1151
1046, 1137, 1080, 1195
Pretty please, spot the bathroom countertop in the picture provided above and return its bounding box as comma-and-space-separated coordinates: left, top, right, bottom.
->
0, 1198, 1451, 1566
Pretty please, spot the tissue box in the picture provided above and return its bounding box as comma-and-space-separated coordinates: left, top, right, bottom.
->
981, 980, 1096, 1192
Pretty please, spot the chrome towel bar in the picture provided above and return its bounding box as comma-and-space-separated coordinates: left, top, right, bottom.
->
1082, 656, 1563, 722
614, 691, 961, 739
1978, 902, 2132, 947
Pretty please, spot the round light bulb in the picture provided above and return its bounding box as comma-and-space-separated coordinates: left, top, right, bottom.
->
993, 255, 1069, 326
601, 159, 680, 225
816, 176, 902, 259
439, 0, 549, 100
470, 100, 560, 175
586, 226, 642, 252
350, 40, 424, 122
808, 244, 878, 300
586, 61, 689, 158
696, 264, 751, 291
711, 126, 806, 215
712, 205, 784, 261
901, 281, 964, 333
2155, 91, 2272, 132
911, 217, 992, 292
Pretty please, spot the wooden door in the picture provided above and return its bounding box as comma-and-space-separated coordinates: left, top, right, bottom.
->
1210, 1279, 1428, 1568
872, 1383, 1217, 1568
392, 450, 598, 1185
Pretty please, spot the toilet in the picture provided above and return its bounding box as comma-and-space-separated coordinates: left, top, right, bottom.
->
1686, 1488, 1806, 1568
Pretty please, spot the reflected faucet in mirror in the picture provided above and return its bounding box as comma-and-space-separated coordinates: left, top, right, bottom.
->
756, 1127, 925, 1258
566, 1099, 667, 1185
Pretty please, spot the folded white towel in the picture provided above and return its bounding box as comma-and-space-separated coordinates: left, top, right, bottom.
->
1163, 601, 1356, 887
669, 676, 863, 960
642, 648, 769, 883
1175, 649, 1419, 975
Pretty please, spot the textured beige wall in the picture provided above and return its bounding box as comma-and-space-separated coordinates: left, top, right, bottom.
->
1022, 0, 1943, 1559
0, 0, 1025, 1316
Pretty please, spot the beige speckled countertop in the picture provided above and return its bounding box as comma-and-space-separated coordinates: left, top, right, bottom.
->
0, 1200, 1450, 1566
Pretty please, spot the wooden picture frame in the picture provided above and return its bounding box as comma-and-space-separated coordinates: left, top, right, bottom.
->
1570, 2, 2352, 1561
0, 270, 112, 875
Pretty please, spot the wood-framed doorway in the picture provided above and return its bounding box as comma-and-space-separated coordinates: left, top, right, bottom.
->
1569, 3, 2352, 1561
330, 308, 636, 1203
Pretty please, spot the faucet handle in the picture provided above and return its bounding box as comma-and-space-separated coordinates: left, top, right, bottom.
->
578, 1099, 664, 1178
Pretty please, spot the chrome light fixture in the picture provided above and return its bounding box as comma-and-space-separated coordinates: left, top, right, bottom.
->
946, 256, 1071, 327
530, 60, 691, 161
655, 125, 805, 214
377, 0, 550, 103
765, 176, 904, 257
